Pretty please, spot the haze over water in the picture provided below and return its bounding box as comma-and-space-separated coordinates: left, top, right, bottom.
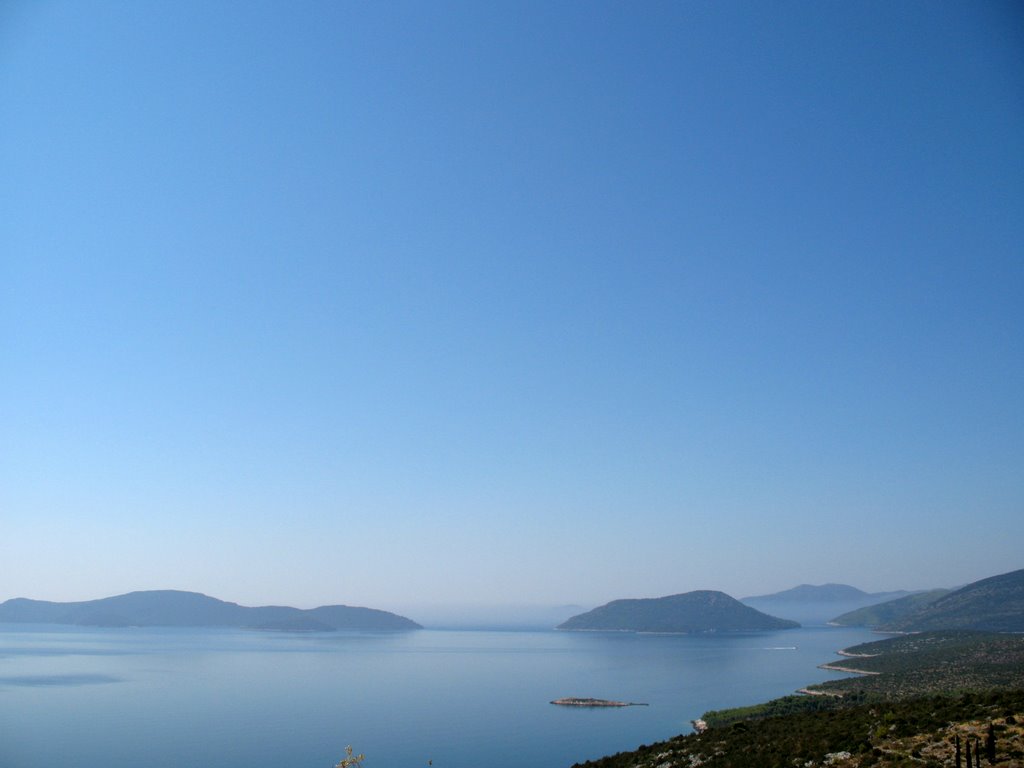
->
0, 624, 876, 768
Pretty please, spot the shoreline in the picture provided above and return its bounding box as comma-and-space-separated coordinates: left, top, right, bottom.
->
797, 643, 883, 696
696, 640, 876, 730
817, 662, 881, 676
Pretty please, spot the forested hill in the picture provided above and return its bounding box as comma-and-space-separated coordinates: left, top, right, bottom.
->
0, 590, 422, 630
877, 568, 1024, 632
829, 589, 950, 627
557, 590, 799, 633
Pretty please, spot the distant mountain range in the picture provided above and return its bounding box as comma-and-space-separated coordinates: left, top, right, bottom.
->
744, 584, 913, 604
557, 590, 799, 633
741, 584, 914, 625
0, 590, 422, 631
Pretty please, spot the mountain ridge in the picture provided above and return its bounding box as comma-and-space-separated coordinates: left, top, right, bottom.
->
742, 583, 912, 603
829, 589, 951, 627
880, 568, 1024, 632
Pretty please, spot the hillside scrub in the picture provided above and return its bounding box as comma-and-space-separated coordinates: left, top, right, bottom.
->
573, 690, 1024, 768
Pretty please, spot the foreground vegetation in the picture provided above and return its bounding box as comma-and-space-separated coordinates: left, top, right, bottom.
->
575, 690, 1024, 768
573, 631, 1024, 768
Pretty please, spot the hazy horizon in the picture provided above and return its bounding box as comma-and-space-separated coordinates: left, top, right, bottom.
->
0, 572, 990, 623
3, 2, 1022, 611
0, 573, 985, 631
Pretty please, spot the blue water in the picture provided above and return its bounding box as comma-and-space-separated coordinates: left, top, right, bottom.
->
0, 624, 876, 768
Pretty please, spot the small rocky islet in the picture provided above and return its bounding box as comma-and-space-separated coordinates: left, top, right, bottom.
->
551, 697, 648, 707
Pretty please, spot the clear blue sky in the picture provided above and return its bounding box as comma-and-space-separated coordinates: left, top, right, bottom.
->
2, 1, 1022, 616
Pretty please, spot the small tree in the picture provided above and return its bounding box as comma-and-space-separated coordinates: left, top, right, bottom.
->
336, 746, 365, 768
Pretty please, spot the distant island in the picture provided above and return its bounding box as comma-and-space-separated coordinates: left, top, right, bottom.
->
557, 590, 799, 633
0, 590, 422, 631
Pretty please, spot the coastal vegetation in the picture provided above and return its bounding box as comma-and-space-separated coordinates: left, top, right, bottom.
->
574, 690, 1024, 768
806, 631, 1024, 699
558, 590, 799, 633
698, 631, 1024, 727
572, 630, 1024, 767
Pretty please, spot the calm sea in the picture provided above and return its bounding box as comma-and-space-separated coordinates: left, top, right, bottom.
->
0, 623, 877, 768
